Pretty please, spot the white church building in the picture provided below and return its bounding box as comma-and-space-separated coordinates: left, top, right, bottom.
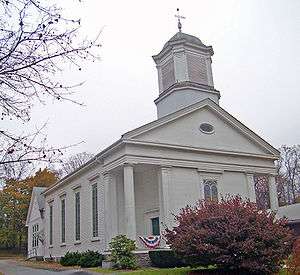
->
26, 25, 290, 260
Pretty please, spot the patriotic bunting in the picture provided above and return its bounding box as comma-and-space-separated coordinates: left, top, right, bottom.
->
139, 235, 160, 249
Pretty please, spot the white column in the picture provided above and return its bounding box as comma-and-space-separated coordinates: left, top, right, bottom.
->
103, 172, 112, 249
197, 170, 205, 201
123, 164, 136, 240
159, 166, 172, 230
269, 175, 279, 210
245, 173, 256, 202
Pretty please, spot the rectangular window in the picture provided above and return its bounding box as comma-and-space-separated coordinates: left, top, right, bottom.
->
32, 225, 34, 248
75, 192, 80, 241
92, 184, 99, 237
49, 205, 53, 245
32, 224, 39, 248
61, 199, 66, 243
151, 217, 160, 236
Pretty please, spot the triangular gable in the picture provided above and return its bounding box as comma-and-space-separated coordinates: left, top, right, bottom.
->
26, 188, 45, 226
26, 193, 37, 226
123, 99, 279, 157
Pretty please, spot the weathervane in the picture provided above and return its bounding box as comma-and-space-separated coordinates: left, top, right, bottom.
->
175, 8, 185, 32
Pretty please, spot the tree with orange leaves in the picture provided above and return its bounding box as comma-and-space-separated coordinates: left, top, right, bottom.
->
0, 168, 57, 251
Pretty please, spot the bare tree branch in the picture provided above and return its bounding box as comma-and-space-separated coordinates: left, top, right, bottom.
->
276, 145, 300, 205
0, 0, 101, 169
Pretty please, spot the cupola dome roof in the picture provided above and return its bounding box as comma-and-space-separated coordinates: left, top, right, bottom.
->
162, 32, 205, 50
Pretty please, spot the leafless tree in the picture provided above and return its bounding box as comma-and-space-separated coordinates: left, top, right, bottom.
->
56, 151, 94, 178
276, 145, 300, 204
0, 0, 100, 168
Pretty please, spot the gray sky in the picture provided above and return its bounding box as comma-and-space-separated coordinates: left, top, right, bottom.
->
29, 0, 300, 156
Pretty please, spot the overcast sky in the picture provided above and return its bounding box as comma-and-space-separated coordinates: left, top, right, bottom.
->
29, 0, 300, 157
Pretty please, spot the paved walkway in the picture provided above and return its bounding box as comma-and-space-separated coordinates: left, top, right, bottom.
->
0, 259, 98, 275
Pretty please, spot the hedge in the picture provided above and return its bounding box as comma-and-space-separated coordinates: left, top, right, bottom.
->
149, 249, 187, 268
60, 250, 103, 267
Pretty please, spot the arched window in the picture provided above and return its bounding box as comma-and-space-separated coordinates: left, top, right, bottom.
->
203, 179, 218, 201
254, 174, 270, 210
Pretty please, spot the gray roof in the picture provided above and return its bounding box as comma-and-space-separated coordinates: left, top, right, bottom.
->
32, 187, 46, 210
162, 32, 205, 50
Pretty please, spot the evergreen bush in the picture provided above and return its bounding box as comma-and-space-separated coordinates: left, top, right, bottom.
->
60, 251, 81, 266
60, 250, 103, 267
149, 249, 187, 268
79, 250, 103, 267
109, 234, 137, 269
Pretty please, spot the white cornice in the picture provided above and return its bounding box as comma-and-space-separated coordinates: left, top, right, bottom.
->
103, 153, 276, 175
153, 42, 213, 63
154, 84, 220, 104
43, 139, 124, 196
124, 139, 277, 160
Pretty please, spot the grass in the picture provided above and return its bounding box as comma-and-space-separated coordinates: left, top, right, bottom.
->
91, 267, 118, 273
92, 266, 290, 275
122, 268, 192, 275
92, 267, 196, 275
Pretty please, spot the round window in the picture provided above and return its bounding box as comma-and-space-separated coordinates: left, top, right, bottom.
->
199, 123, 214, 134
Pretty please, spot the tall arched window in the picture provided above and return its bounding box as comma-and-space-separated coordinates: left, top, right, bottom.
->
203, 179, 218, 201
254, 174, 270, 210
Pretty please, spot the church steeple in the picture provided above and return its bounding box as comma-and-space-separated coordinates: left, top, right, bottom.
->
152, 30, 220, 118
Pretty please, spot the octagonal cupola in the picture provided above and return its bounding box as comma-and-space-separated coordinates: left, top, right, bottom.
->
152, 31, 220, 118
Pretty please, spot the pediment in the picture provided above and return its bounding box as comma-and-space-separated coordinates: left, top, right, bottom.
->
123, 99, 279, 157
26, 191, 43, 225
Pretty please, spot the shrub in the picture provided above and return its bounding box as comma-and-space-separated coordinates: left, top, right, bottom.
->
165, 196, 294, 274
79, 250, 103, 268
287, 238, 300, 274
60, 251, 81, 266
149, 249, 187, 268
60, 250, 103, 267
109, 234, 137, 269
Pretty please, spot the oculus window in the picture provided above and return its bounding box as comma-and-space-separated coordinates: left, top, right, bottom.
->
199, 123, 214, 134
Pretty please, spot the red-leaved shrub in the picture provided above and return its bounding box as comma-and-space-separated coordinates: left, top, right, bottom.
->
287, 238, 300, 274
165, 196, 294, 274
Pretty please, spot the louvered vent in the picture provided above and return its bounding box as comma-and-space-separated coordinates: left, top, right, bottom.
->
161, 59, 175, 91
187, 54, 208, 85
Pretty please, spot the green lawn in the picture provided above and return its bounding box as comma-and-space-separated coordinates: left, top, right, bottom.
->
92, 267, 193, 275
92, 266, 289, 275
277, 269, 288, 275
